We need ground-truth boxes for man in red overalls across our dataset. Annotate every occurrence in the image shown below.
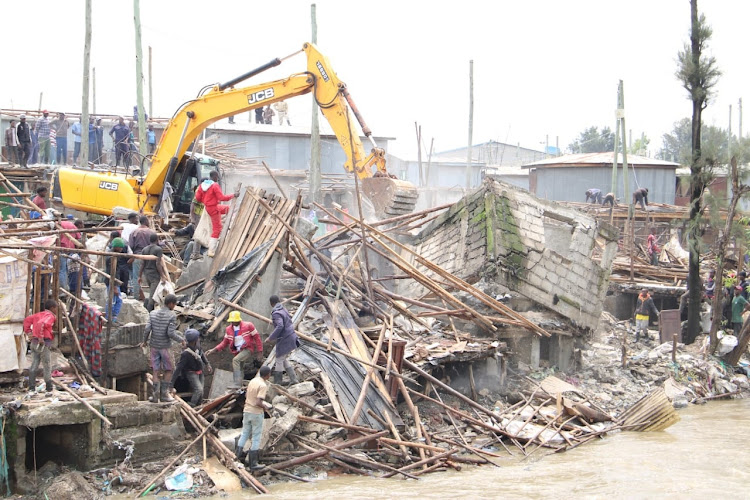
[194,170,237,257]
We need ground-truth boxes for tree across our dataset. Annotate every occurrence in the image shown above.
[568,126,615,153]
[657,118,727,165]
[676,0,721,345]
[629,135,650,156]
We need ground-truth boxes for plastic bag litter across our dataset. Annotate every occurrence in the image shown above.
[165,464,199,491]
[717,334,738,356]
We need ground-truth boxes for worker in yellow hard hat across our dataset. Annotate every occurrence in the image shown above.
[205,310,262,388]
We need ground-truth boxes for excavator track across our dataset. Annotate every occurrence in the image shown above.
[361,177,419,219]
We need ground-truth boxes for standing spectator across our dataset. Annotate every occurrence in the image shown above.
[67,253,83,298]
[95,118,105,163]
[147,124,156,154]
[34,110,51,163]
[739,271,749,300]
[104,238,130,324]
[194,170,238,257]
[647,228,660,266]
[23,299,58,396]
[234,366,272,469]
[110,116,130,167]
[633,187,649,210]
[705,270,716,300]
[139,233,169,312]
[254,108,264,124]
[267,294,299,385]
[30,119,39,164]
[129,215,156,300]
[106,234,132,296]
[32,186,48,211]
[141,294,184,403]
[121,212,139,246]
[4,120,18,165]
[731,285,750,336]
[16,115,32,167]
[51,112,69,165]
[205,311,262,388]
[274,100,290,125]
[170,329,211,407]
[58,218,82,290]
[263,105,274,125]
[633,289,659,343]
[585,188,602,204]
[71,118,82,165]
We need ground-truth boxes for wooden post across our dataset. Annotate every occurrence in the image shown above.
[148,46,153,118]
[309,3,322,205]
[133,0,148,158]
[81,0,92,166]
[415,122,423,187]
[672,333,678,363]
[465,60,474,189]
[92,67,96,116]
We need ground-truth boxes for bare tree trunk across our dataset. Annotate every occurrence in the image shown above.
[709,157,745,353]
[686,0,704,345]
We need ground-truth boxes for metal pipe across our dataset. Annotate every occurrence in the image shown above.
[218,58,282,91]
[340,86,374,139]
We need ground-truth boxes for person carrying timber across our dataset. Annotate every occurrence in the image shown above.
[585,188,602,204]
[634,289,659,343]
[633,187,649,210]
[142,294,184,403]
[170,329,212,407]
[267,295,299,385]
[194,170,238,257]
[205,311,262,389]
[731,285,750,336]
[601,192,617,208]
[23,299,58,396]
[235,365,272,469]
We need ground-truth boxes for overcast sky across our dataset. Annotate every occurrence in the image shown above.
[1,0,746,160]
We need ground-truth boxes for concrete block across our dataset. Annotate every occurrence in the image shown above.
[547,273,559,285]
[286,381,315,397]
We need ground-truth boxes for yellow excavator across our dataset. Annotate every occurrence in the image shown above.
[54,43,418,219]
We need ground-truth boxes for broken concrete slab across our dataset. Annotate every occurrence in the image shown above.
[286,381,315,398]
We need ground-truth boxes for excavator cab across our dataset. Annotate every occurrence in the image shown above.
[171,153,220,214]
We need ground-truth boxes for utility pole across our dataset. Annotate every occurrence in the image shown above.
[81,0,92,166]
[728,104,733,163]
[465,59,474,189]
[92,67,97,115]
[38,93,43,112]
[617,81,632,281]
[415,122,423,187]
[148,46,153,118]
[739,98,743,139]
[133,0,147,158]
[309,3,322,205]
[555,136,559,156]
[545,134,549,159]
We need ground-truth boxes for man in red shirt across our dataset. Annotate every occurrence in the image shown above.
[205,310,262,388]
[23,299,58,395]
[32,186,48,212]
[647,228,660,266]
[194,170,238,257]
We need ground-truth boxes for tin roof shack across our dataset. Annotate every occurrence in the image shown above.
[402,178,620,333]
[524,153,680,204]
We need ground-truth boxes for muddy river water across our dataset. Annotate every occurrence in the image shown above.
[141,399,750,499]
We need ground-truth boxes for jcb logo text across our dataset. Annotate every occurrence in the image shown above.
[248,88,274,104]
[99,181,119,191]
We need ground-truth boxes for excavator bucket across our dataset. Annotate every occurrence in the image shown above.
[361,177,419,219]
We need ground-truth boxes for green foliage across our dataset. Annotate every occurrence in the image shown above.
[657,118,727,165]
[675,12,721,111]
[629,135,650,156]
[568,126,615,154]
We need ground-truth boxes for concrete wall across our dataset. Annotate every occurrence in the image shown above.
[531,166,677,204]
[403,179,619,331]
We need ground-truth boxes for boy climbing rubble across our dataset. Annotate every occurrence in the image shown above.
[142,294,184,403]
